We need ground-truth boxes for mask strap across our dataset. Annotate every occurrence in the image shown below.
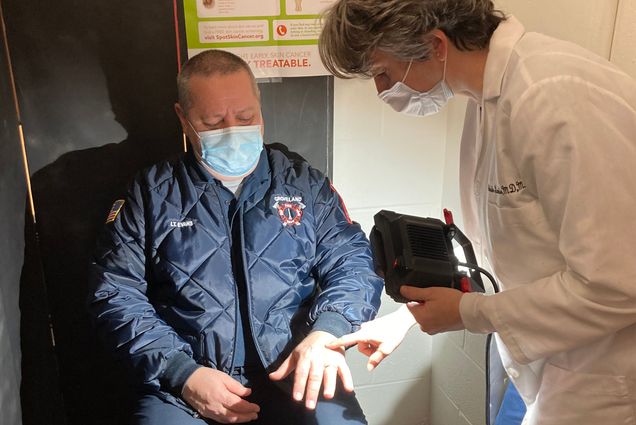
[401,59,414,83]
[185,119,201,139]
[442,52,448,82]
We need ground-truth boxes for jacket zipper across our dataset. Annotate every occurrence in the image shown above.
[212,183,239,374]
[238,207,267,368]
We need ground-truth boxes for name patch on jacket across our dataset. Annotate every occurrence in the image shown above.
[488,180,527,195]
[169,219,196,228]
[105,200,125,224]
[273,195,306,227]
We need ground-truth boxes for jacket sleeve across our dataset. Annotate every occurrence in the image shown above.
[462,75,636,364]
[87,178,199,393]
[308,174,383,337]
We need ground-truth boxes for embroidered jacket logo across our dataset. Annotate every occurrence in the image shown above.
[273,195,306,227]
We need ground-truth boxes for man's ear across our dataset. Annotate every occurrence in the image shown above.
[174,103,187,129]
[175,103,196,154]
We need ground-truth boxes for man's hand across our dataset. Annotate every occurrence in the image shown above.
[326,305,416,371]
[401,286,465,334]
[268,331,353,410]
[181,367,260,423]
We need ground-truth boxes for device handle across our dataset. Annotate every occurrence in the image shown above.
[452,226,485,291]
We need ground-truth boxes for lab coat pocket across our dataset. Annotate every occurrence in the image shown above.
[486,200,560,286]
[532,362,636,425]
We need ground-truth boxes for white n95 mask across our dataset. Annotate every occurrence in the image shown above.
[189,123,264,178]
[379,57,453,117]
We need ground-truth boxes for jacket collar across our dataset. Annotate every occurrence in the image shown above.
[239,149,271,209]
[482,15,526,101]
[185,148,271,207]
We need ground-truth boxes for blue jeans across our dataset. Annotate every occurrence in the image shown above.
[131,367,367,425]
[494,383,526,425]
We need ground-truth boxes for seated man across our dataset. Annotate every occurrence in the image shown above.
[88,49,383,425]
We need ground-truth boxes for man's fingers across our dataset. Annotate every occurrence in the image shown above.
[219,408,259,423]
[292,355,312,403]
[223,394,261,414]
[269,355,294,381]
[322,365,338,399]
[303,361,324,409]
[224,377,253,398]
[400,286,430,301]
[337,362,354,392]
[200,404,258,423]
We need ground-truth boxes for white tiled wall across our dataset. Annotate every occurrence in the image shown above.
[332,2,634,424]
[332,77,448,230]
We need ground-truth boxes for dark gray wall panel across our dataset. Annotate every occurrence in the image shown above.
[0,5,25,424]
[260,76,333,177]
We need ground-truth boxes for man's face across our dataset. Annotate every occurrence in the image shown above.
[370,49,444,94]
[176,70,263,154]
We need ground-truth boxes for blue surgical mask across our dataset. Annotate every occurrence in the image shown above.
[379,57,453,117]
[189,123,264,177]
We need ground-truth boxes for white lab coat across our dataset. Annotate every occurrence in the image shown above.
[458,16,636,424]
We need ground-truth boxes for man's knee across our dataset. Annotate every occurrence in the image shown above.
[313,390,367,425]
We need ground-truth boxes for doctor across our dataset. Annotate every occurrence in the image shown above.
[319,0,636,424]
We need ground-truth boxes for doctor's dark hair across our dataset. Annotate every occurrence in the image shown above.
[319,0,506,78]
[177,49,260,112]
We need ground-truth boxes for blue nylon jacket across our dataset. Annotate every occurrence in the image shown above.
[88,146,383,398]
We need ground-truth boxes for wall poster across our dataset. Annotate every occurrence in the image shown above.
[183,0,337,78]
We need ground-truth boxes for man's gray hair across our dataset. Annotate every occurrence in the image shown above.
[319,0,506,78]
[177,49,260,112]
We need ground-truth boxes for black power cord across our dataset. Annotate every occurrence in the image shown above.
[458,261,500,425]
[458,261,500,294]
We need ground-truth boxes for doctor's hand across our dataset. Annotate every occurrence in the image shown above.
[181,367,260,423]
[401,286,465,335]
[269,330,353,410]
[326,305,417,371]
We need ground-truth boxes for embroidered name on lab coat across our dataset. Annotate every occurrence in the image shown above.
[488,180,527,195]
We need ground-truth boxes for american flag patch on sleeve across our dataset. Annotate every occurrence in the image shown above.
[105,200,125,224]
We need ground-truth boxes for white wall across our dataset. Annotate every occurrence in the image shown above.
[333,76,451,425]
[332,1,635,424]
[431,95,486,425]
[495,0,618,57]
[611,0,636,78]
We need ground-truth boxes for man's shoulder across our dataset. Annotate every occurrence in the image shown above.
[266,143,325,184]
[132,155,189,192]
